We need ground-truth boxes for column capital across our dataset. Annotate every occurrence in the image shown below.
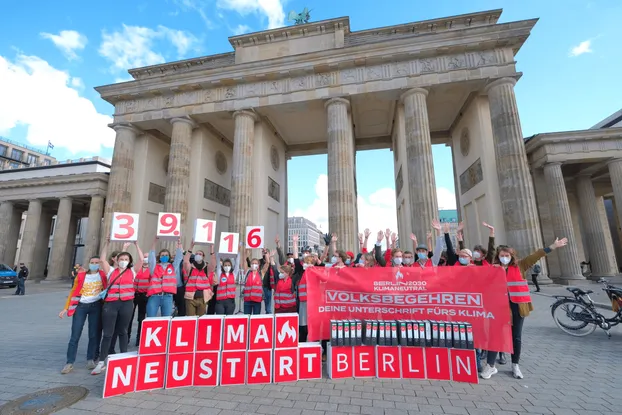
[484,77,517,94]
[544,161,563,169]
[400,88,428,102]
[324,97,350,110]
[606,158,622,167]
[170,116,197,128]
[233,109,258,122]
[109,123,141,134]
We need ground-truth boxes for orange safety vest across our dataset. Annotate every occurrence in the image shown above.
[106,268,135,302]
[216,272,236,301]
[186,266,210,293]
[67,271,108,316]
[147,263,177,296]
[275,277,296,309]
[298,272,307,303]
[505,265,531,303]
[244,270,263,303]
[133,267,150,293]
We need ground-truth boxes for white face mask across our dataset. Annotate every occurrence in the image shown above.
[223,265,231,273]
[331,256,338,264]
[142,258,149,264]
[194,254,203,262]
[499,257,511,265]
[251,263,258,271]
[118,260,129,269]
[278,273,286,279]
[303,253,309,258]
[403,258,413,265]
[473,252,482,260]
[393,257,403,266]
[288,258,294,264]
[303,263,312,270]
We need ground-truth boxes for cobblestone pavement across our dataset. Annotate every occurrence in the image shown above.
[0,286,619,415]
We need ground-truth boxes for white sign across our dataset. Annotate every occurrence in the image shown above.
[245,226,264,249]
[111,213,140,241]
[194,219,217,244]
[219,232,239,255]
[156,213,181,240]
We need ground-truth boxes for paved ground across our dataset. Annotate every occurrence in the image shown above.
[0,281,620,415]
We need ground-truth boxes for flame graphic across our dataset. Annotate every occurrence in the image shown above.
[278,320,297,343]
[395,269,404,279]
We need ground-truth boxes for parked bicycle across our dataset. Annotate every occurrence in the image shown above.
[550,278,622,337]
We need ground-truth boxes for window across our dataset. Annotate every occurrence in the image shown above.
[0,145,7,156]
[11,149,24,161]
[9,162,19,169]
[43,159,51,166]
[50,218,56,236]
[26,154,38,165]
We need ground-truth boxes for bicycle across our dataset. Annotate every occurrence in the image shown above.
[550,278,622,337]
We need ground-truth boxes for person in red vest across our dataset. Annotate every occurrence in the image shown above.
[127,252,150,346]
[213,256,238,315]
[242,251,268,315]
[91,237,145,375]
[480,237,569,381]
[457,222,496,267]
[59,256,107,374]
[182,243,213,316]
[146,237,183,318]
[455,249,475,266]
[274,264,296,313]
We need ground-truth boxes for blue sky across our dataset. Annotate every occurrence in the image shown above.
[1,0,620,233]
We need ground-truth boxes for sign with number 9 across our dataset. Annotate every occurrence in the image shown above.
[246,226,264,249]
[157,212,181,240]
[194,219,216,244]
[111,212,139,241]
[219,232,239,255]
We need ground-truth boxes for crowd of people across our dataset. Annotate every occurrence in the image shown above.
[58,219,569,381]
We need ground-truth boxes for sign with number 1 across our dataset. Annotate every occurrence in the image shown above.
[219,232,239,255]
[111,212,140,241]
[194,219,216,244]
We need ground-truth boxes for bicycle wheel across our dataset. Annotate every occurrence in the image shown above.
[551,299,598,337]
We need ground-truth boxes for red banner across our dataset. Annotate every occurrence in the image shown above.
[306,266,513,353]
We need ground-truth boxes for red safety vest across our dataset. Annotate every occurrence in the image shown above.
[67,271,108,316]
[147,263,177,296]
[216,272,236,301]
[416,259,433,268]
[186,266,210,293]
[298,272,307,303]
[244,270,263,303]
[106,268,135,302]
[454,262,474,267]
[133,267,150,293]
[275,276,296,309]
[505,265,531,303]
[475,259,491,267]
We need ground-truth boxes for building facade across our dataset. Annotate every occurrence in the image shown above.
[287,217,322,254]
[0,137,55,170]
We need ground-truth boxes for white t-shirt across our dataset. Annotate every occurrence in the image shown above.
[79,273,103,304]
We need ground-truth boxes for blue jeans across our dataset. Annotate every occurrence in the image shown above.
[263,287,272,314]
[146,294,174,317]
[66,302,102,364]
[14,278,25,295]
[244,301,262,315]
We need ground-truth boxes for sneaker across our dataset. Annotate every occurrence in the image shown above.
[498,352,507,365]
[61,364,73,374]
[512,363,524,379]
[91,361,106,375]
[86,360,96,370]
[479,365,498,379]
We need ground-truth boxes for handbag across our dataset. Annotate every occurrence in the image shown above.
[98,268,128,301]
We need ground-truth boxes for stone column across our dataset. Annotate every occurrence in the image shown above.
[400,88,438,240]
[101,124,139,250]
[542,163,584,282]
[163,117,196,251]
[83,195,104,264]
[576,176,616,278]
[325,98,358,253]
[229,110,257,237]
[18,200,42,272]
[485,77,544,259]
[1,206,23,266]
[0,202,15,263]
[48,197,73,280]
[608,159,622,237]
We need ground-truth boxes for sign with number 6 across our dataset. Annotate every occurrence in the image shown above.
[219,232,239,255]
[157,212,181,240]
[194,219,217,244]
[245,226,264,249]
[111,212,139,241]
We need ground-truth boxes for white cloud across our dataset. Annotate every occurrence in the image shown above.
[173,0,214,28]
[99,24,200,73]
[233,24,251,35]
[290,174,457,245]
[0,54,114,154]
[569,40,592,57]
[70,77,84,89]
[40,30,88,60]
[217,0,285,29]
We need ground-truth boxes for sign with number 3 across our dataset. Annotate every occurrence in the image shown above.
[111,212,139,241]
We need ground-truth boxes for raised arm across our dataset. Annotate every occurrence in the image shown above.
[330,233,337,255]
[457,231,465,251]
[520,237,568,273]
[243,248,251,273]
[384,229,391,250]
[173,239,184,271]
[363,228,371,252]
[183,240,194,275]
[426,231,433,252]
[358,233,364,253]
[390,232,397,250]
[482,222,496,263]
[148,236,157,274]
[374,230,387,267]
[208,243,216,275]
[99,236,111,275]
[275,235,285,266]
[133,242,145,274]
[293,234,299,260]
[431,219,443,266]
[410,233,418,252]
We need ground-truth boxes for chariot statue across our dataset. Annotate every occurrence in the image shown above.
[287,7,311,25]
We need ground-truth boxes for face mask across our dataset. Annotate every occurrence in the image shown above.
[118,260,129,269]
[223,265,231,273]
[331,256,338,264]
[251,263,258,271]
[417,252,427,260]
[160,256,169,263]
[459,257,470,265]
[358,259,365,266]
[403,258,413,265]
[345,259,351,265]
[303,263,312,270]
[500,257,511,265]
[279,273,285,280]
[142,258,148,264]
[473,252,482,260]
[393,258,403,265]
[194,254,203,262]
[288,258,294,264]
[303,253,309,258]
[89,264,100,272]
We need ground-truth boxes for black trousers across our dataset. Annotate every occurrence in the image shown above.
[174,286,186,317]
[531,274,540,292]
[215,298,235,315]
[99,300,133,362]
[486,301,525,365]
[207,286,218,315]
[128,293,148,344]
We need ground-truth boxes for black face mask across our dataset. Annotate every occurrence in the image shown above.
[438,259,446,266]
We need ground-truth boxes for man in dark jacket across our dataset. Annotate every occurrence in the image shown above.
[14,263,28,295]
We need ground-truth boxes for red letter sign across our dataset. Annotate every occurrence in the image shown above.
[376,346,401,379]
[165,353,194,389]
[275,313,298,349]
[298,342,322,380]
[400,347,426,379]
[247,350,272,384]
[353,346,376,378]
[197,315,224,352]
[327,345,353,379]
[135,354,166,392]
[193,352,220,387]
[220,351,246,385]
[425,348,451,381]
[168,317,197,354]
[450,349,478,384]
[139,317,170,355]
[249,315,274,350]
[223,316,249,351]
[103,352,138,398]
[274,348,298,383]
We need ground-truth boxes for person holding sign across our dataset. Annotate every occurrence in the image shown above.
[213,257,237,315]
[146,237,184,318]
[274,264,296,314]
[91,238,145,375]
[242,250,269,315]
[182,242,214,316]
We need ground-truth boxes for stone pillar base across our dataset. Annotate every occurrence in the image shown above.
[552,276,586,285]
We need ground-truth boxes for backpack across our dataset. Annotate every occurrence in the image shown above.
[533,264,541,274]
